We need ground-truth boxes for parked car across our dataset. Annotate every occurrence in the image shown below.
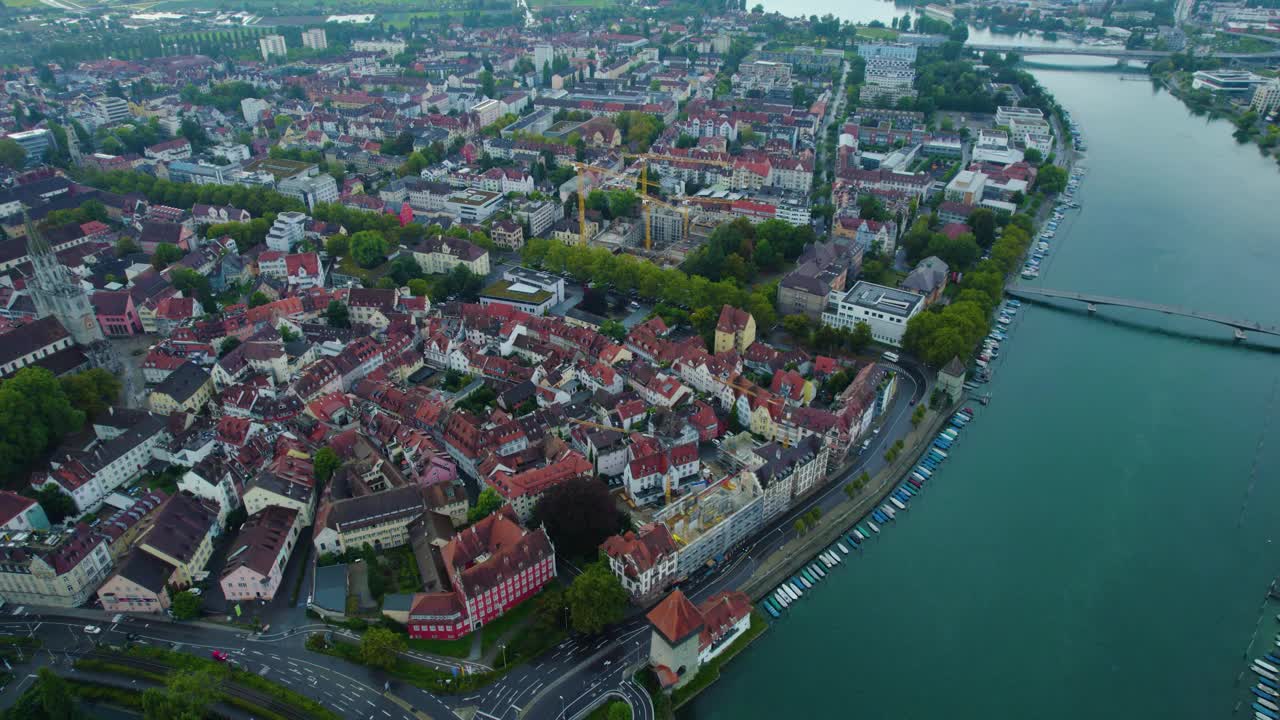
[83,625,102,635]
[211,650,228,662]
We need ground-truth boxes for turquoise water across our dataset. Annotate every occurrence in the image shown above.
[684,67,1280,720]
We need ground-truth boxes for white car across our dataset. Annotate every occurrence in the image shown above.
[84,625,102,635]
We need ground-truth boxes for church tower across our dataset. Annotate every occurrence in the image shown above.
[25,213,104,346]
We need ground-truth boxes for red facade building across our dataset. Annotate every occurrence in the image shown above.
[407,506,556,640]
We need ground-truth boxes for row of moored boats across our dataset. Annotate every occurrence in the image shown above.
[1020,166,1084,281]
[760,408,977,619]
[1248,651,1280,720]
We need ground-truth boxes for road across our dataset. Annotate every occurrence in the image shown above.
[0,613,454,720]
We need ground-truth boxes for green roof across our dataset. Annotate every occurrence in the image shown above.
[481,279,554,305]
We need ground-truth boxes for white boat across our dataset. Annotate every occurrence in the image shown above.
[810,563,825,578]
[1258,683,1280,698]
[1257,696,1280,712]
[780,584,797,602]
[797,574,812,589]
[837,542,849,554]
[868,521,880,534]
[891,497,907,511]
[1253,664,1277,680]
[773,590,789,608]
[1258,659,1279,674]
[826,551,841,564]
[854,529,865,541]
[881,504,896,519]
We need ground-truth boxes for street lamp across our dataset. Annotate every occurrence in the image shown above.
[559,694,565,718]
[501,643,507,668]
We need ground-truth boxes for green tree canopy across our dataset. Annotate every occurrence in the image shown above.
[142,665,225,720]
[0,139,26,170]
[566,560,629,635]
[359,627,407,670]
[59,369,122,421]
[349,230,389,268]
[170,590,202,620]
[313,447,340,485]
[0,368,85,483]
[467,487,505,523]
[327,300,351,328]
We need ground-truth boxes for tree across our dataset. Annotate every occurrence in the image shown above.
[0,368,85,483]
[151,242,185,269]
[59,369,121,421]
[607,702,631,720]
[408,278,430,297]
[325,235,349,257]
[327,300,351,328]
[142,665,224,720]
[849,321,873,353]
[480,70,496,99]
[115,236,142,257]
[911,404,927,428]
[219,337,241,357]
[566,561,628,635]
[278,324,300,342]
[31,484,76,525]
[1036,164,1068,194]
[248,291,270,308]
[967,208,997,248]
[359,627,406,670]
[273,115,293,132]
[533,477,625,560]
[468,487,505,523]
[1023,147,1044,165]
[599,319,627,342]
[349,230,389,268]
[170,590,202,620]
[314,447,340,485]
[782,314,811,343]
[33,667,79,720]
[0,139,26,170]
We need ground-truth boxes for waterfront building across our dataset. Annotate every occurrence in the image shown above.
[25,217,103,347]
[821,281,925,347]
[1251,78,1280,116]
[602,524,680,604]
[647,588,753,691]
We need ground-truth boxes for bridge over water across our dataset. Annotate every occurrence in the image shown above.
[1004,285,1280,339]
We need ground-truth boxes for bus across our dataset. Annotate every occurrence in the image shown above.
[882,351,900,363]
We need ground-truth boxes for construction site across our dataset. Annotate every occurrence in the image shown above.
[651,468,766,579]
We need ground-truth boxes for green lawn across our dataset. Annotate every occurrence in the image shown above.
[587,699,632,720]
[479,597,538,655]
[855,27,900,41]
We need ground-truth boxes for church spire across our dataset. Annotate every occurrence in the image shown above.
[23,209,53,258]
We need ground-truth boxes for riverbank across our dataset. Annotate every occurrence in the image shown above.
[1149,68,1280,171]
[738,402,958,602]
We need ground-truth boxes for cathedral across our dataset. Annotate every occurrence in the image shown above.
[25,213,105,347]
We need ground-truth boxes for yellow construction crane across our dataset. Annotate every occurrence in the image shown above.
[572,160,689,251]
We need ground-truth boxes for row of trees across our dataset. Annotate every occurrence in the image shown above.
[80,169,306,218]
[0,367,120,487]
[902,216,1035,366]
[521,238,778,331]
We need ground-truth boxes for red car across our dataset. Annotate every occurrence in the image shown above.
[211,650,228,662]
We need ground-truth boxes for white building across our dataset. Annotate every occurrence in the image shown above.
[259,34,288,61]
[821,281,924,347]
[945,170,987,205]
[94,96,131,127]
[352,39,406,56]
[444,189,503,223]
[241,97,270,124]
[1252,78,1280,116]
[265,211,307,252]
[301,28,328,51]
[471,98,504,128]
[277,174,338,211]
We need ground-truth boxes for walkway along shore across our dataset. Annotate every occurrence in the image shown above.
[739,401,962,601]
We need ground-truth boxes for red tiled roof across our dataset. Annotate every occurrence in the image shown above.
[646,589,704,646]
